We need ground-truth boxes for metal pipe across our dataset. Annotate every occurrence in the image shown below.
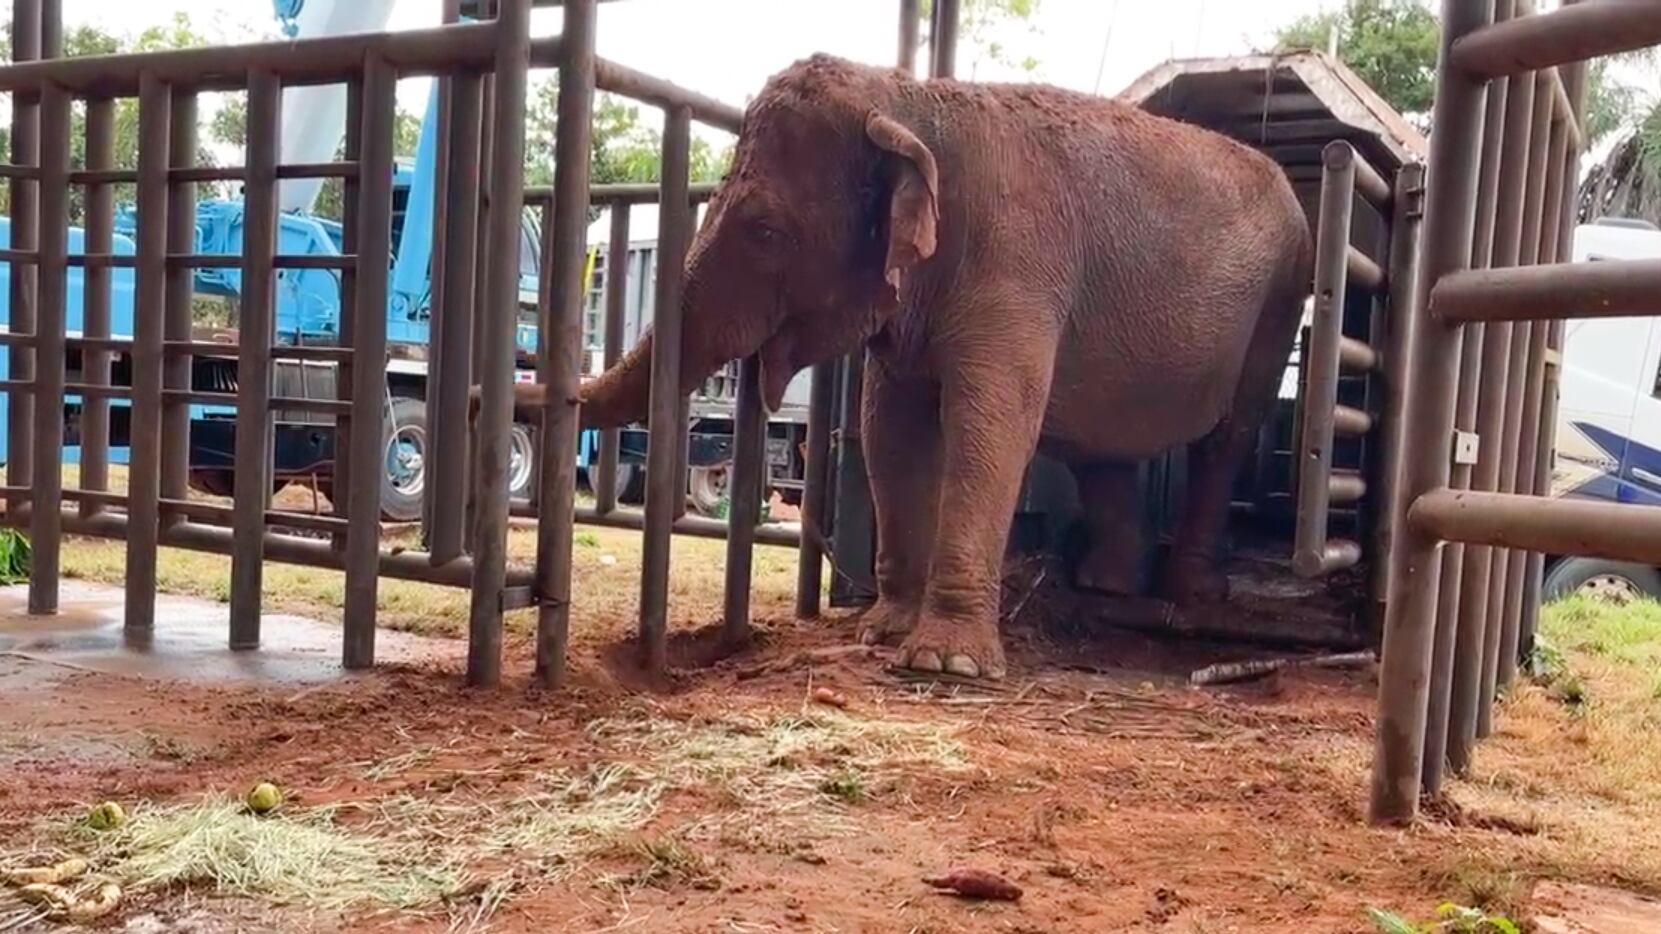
[1337,336,1379,371]
[1414,490,1661,566]
[229,70,282,651]
[796,361,836,616]
[332,76,362,552]
[533,0,596,689]
[1371,162,1425,613]
[1292,141,1356,579]
[27,81,69,616]
[467,0,533,687]
[6,0,41,522]
[930,0,961,79]
[426,72,482,564]
[1498,113,1569,691]
[1350,153,1393,211]
[530,181,719,205]
[78,98,114,518]
[1432,259,1661,323]
[723,354,767,642]
[0,22,504,96]
[123,73,171,640]
[1450,2,1661,79]
[343,55,397,671]
[898,0,921,75]
[593,203,629,516]
[1447,48,1530,775]
[161,89,197,512]
[421,5,455,542]
[1369,0,1492,827]
[593,58,743,132]
[1479,71,1557,734]
[673,393,691,522]
[639,104,693,676]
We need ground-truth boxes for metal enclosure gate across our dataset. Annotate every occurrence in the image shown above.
[0,0,797,688]
[1373,0,1661,824]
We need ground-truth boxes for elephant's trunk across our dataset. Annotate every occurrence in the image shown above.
[579,333,656,429]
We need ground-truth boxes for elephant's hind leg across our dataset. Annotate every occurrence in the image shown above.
[1163,265,1305,605]
[857,361,942,646]
[1072,461,1147,596]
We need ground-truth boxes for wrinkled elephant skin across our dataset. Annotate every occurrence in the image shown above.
[581,55,1312,680]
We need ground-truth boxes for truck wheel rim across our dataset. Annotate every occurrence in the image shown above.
[386,424,427,498]
[509,427,534,493]
[1580,573,1641,605]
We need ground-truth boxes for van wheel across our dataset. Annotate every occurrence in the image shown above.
[379,396,428,523]
[1543,557,1661,604]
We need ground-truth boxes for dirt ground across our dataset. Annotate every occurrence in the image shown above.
[5,534,1661,932]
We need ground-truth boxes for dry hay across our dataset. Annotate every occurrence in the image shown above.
[3,706,969,926]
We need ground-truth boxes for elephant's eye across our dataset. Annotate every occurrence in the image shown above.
[748,220,786,248]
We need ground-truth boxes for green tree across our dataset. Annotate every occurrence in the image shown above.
[1577,52,1661,227]
[917,0,1042,78]
[1,14,235,220]
[1274,0,1440,119]
[522,83,732,217]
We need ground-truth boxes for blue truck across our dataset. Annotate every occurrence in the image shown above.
[0,73,811,522]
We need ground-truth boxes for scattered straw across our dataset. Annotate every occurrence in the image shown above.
[481,764,666,873]
[73,798,467,911]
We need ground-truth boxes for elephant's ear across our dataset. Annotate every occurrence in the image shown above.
[865,111,939,293]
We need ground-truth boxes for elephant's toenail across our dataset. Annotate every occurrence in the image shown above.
[944,654,981,678]
[908,649,944,672]
[861,628,881,645]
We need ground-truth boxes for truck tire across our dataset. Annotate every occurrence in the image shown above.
[688,464,729,517]
[507,423,535,502]
[1543,557,1661,604]
[380,396,428,523]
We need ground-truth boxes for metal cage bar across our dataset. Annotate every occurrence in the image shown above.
[228,70,282,651]
[28,80,70,615]
[533,0,596,688]
[723,354,768,642]
[78,98,115,518]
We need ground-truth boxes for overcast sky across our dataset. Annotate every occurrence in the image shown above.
[58,0,1351,137]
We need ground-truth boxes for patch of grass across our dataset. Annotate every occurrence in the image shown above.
[607,834,721,892]
[817,771,867,804]
[0,527,30,584]
[574,530,601,548]
[1367,904,1520,933]
[479,763,665,874]
[70,798,467,910]
[1543,595,1661,669]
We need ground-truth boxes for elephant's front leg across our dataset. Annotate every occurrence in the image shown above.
[897,338,1054,680]
[858,361,942,646]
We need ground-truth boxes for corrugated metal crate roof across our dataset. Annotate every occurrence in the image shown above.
[1120,50,1428,178]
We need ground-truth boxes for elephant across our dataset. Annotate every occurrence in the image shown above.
[574,53,1312,680]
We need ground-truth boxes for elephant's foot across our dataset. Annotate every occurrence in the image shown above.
[858,597,919,646]
[1073,539,1145,596]
[895,613,1007,680]
[1160,552,1230,606]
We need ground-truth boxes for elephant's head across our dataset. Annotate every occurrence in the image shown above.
[581,55,939,428]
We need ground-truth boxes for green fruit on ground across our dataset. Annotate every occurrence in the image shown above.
[246,782,282,814]
[87,801,126,830]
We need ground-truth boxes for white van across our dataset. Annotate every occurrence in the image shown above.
[1545,217,1661,599]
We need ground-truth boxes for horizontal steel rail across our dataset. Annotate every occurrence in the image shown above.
[1431,258,1661,322]
[1411,488,1661,566]
[1450,1,1661,79]
[594,57,744,132]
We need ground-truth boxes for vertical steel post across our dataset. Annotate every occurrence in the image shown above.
[28,81,69,616]
[467,0,533,687]
[124,74,171,640]
[1374,161,1425,611]
[427,72,482,564]
[422,0,457,541]
[1479,68,1553,735]
[639,104,693,676]
[672,393,691,521]
[1450,53,1534,771]
[161,90,197,512]
[593,205,630,516]
[930,0,961,79]
[796,361,837,617]
[1523,59,1588,664]
[534,0,596,689]
[343,56,397,671]
[229,70,282,651]
[7,0,41,521]
[1370,0,1492,826]
[1498,105,1565,690]
[333,76,363,552]
[1292,142,1356,578]
[79,99,114,518]
[723,354,767,642]
[899,0,921,75]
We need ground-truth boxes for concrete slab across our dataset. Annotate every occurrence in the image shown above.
[0,580,459,684]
